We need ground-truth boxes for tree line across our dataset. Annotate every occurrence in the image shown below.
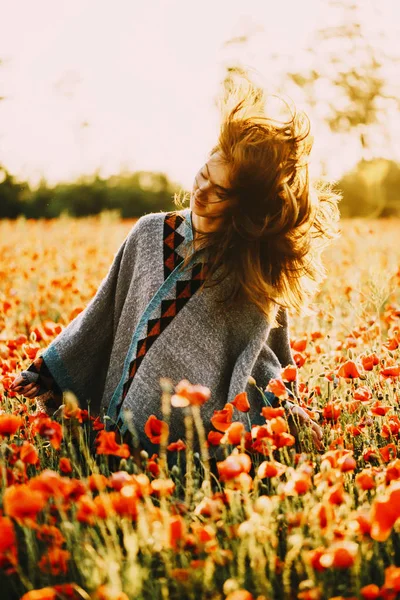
[1,156,400,220]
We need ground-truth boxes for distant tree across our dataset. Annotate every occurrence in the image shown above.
[337,158,400,218]
[286,0,400,159]
[0,167,26,218]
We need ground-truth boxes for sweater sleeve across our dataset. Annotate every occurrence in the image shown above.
[25,218,143,414]
[17,355,64,410]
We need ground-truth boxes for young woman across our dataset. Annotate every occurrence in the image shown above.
[10,72,340,460]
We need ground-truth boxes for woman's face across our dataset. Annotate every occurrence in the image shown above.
[190,151,233,217]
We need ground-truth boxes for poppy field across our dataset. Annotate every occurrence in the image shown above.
[1,214,400,600]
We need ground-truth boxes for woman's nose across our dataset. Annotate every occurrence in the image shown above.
[198,179,210,193]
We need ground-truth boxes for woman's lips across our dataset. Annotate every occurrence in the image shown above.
[194,191,206,207]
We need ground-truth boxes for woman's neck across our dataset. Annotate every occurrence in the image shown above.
[191,211,224,247]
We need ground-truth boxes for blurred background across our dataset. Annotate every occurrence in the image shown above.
[0,0,399,219]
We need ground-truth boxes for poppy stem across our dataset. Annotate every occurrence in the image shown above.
[183,410,194,508]
[191,405,211,497]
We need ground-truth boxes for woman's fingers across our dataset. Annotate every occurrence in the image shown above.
[10,375,26,389]
[311,428,323,451]
[11,377,37,392]
[287,405,324,450]
[310,420,323,440]
[15,382,37,395]
[14,383,41,398]
[309,421,324,450]
[22,382,37,391]
[24,385,41,398]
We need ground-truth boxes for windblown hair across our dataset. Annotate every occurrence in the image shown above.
[173,69,341,328]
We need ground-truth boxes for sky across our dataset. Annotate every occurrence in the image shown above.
[0,0,399,190]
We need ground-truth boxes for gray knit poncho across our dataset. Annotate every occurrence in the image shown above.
[23,208,298,457]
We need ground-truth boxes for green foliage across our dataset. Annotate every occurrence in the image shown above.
[337,158,400,218]
[1,158,400,220]
[0,167,180,219]
[285,0,400,158]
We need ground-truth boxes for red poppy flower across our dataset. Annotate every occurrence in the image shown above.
[265,378,288,399]
[20,589,56,600]
[337,360,362,379]
[75,495,97,525]
[355,469,376,491]
[261,406,285,420]
[144,415,169,444]
[363,447,378,462]
[59,457,72,474]
[292,352,306,368]
[270,432,296,450]
[311,330,323,340]
[281,364,297,382]
[217,452,251,481]
[169,515,186,550]
[0,516,16,554]
[36,525,65,547]
[337,454,357,472]
[267,417,288,435]
[0,414,23,437]
[91,416,105,431]
[88,474,109,492]
[221,422,245,445]
[361,353,379,371]
[210,403,234,432]
[370,481,400,541]
[257,460,286,479]
[225,591,253,600]
[171,379,211,407]
[28,470,78,501]
[167,439,186,452]
[382,415,400,438]
[291,338,307,352]
[207,430,224,445]
[383,337,399,351]
[380,365,400,378]
[31,416,63,450]
[95,431,130,458]
[323,402,342,421]
[307,547,327,572]
[370,401,391,416]
[150,478,175,497]
[353,386,372,402]
[346,424,364,437]
[386,459,400,484]
[38,547,70,576]
[230,391,250,412]
[3,484,47,521]
[20,441,39,465]
[108,471,133,491]
[360,584,380,599]
[379,443,397,463]
[319,541,358,569]
[383,565,400,593]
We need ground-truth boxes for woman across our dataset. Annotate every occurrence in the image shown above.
[10,72,340,460]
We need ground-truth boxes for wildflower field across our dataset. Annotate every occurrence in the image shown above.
[1,214,400,600]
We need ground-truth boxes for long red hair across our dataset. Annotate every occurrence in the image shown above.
[174,69,341,328]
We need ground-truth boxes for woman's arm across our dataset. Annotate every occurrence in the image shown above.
[10,217,144,414]
[10,355,63,410]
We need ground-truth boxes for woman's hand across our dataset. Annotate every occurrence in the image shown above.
[10,374,63,417]
[284,400,324,451]
[10,374,41,399]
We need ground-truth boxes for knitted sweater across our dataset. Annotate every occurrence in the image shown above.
[21,208,297,458]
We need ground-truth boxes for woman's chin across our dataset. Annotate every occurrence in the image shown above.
[192,197,207,212]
